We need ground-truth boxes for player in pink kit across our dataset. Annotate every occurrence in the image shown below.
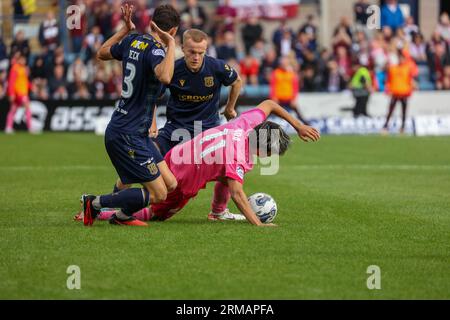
[96,100,320,226]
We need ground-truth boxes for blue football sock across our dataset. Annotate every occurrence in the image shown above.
[100,188,149,216]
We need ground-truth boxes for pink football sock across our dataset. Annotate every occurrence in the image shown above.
[6,104,17,130]
[25,107,32,131]
[211,181,231,214]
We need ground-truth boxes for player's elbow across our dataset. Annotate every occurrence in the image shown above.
[96,48,110,61]
[96,51,106,61]
[157,75,172,85]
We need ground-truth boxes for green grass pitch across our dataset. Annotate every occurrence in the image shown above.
[0,133,449,299]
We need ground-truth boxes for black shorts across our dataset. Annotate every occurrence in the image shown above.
[155,123,192,156]
[105,127,164,185]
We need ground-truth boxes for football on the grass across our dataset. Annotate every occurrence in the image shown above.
[248,193,278,223]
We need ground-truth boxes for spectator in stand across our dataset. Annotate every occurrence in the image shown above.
[84,26,104,61]
[106,63,122,100]
[13,0,32,23]
[279,29,295,57]
[241,17,263,54]
[382,25,394,43]
[383,49,418,134]
[250,39,268,62]
[214,0,237,36]
[322,60,347,93]
[270,57,308,124]
[381,0,405,32]
[134,0,151,34]
[49,64,68,100]
[403,16,419,43]
[30,56,48,100]
[428,42,450,89]
[354,0,370,26]
[299,15,317,51]
[5,53,31,134]
[259,46,278,85]
[182,0,207,30]
[216,31,238,61]
[69,0,87,54]
[436,12,450,44]
[332,24,353,54]
[95,2,113,38]
[427,30,449,57]
[301,65,319,92]
[92,68,107,99]
[352,30,370,62]
[67,57,89,84]
[272,21,295,56]
[409,32,427,64]
[38,11,59,54]
[294,32,314,65]
[110,0,124,30]
[72,82,91,100]
[333,17,353,39]
[335,46,352,81]
[239,54,259,86]
[10,30,30,63]
[0,37,8,73]
[206,36,218,58]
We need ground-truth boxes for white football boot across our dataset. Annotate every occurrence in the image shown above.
[208,208,246,221]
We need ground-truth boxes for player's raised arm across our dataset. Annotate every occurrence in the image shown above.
[97,4,135,61]
[227,179,276,227]
[151,21,176,84]
[257,100,321,143]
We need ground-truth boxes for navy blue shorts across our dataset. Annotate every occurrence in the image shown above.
[155,122,220,156]
[105,127,164,185]
[155,124,192,156]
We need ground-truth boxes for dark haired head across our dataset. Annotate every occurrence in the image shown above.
[152,4,180,32]
[252,121,291,157]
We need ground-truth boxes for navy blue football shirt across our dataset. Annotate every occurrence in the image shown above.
[109,33,165,135]
[165,55,238,133]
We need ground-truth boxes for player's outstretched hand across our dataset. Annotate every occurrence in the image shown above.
[258,223,277,227]
[151,21,175,47]
[297,124,321,142]
[121,4,136,31]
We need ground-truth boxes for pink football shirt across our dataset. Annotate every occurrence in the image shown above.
[167,108,267,197]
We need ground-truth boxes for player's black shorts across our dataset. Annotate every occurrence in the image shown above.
[155,122,220,156]
[104,127,164,185]
[155,123,192,156]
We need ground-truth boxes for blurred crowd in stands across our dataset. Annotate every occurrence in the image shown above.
[0,0,449,101]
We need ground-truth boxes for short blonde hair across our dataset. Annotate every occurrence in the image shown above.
[183,29,208,44]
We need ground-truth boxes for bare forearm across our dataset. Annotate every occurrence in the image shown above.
[97,27,129,60]
[154,40,176,84]
[261,100,303,130]
[231,190,262,226]
[226,77,242,110]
